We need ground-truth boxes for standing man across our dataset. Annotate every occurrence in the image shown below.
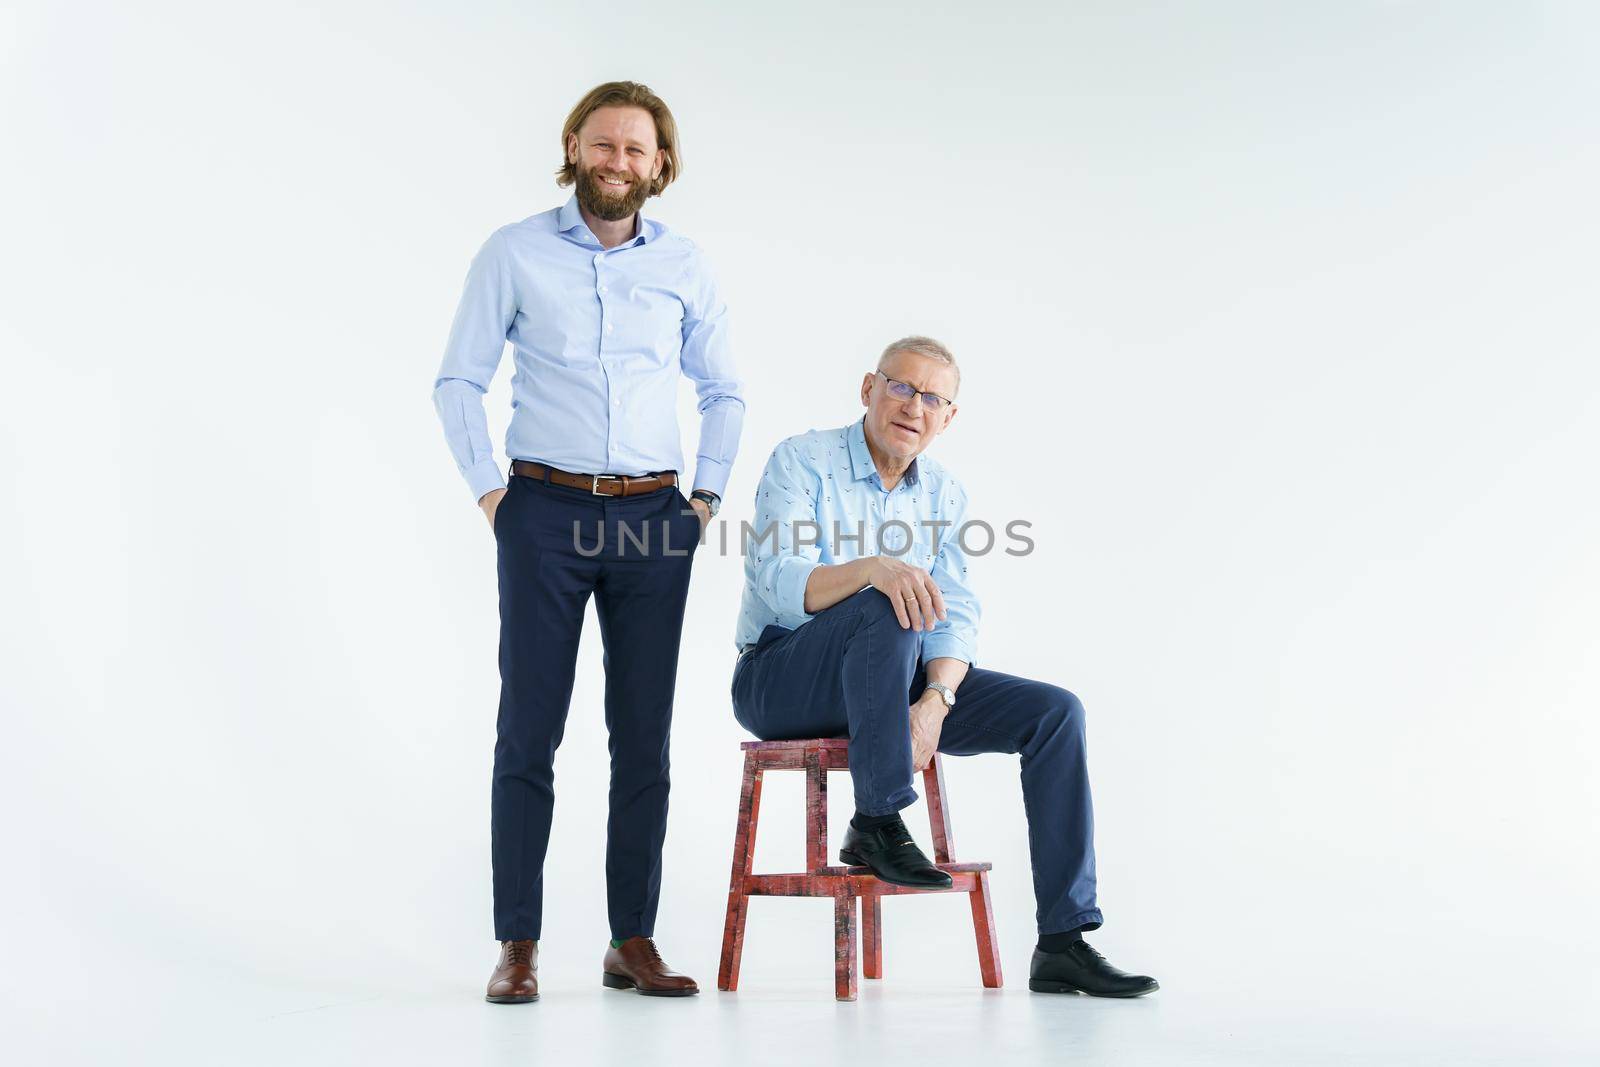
[433,81,743,1003]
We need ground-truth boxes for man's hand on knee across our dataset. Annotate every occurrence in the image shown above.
[864,556,947,631]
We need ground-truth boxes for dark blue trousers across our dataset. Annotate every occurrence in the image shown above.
[491,471,700,941]
[730,588,1104,936]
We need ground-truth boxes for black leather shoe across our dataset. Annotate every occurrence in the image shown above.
[1029,941,1159,997]
[839,816,953,889]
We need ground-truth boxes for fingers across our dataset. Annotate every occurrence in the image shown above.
[903,570,945,630]
[910,709,939,770]
[910,580,936,630]
[889,586,912,629]
[924,574,948,621]
[875,559,945,630]
[900,585,927,630]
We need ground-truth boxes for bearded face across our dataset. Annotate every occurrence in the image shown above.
[567,105,665,224]
[574,159,652,221]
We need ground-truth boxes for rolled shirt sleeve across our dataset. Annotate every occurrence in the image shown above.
[746,440,825,626]
[678,248,745,499]
[921,477,980,666]
[432,229,516,502]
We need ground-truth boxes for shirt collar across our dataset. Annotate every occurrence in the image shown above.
[557,194,652,247]
[846,418,919,488]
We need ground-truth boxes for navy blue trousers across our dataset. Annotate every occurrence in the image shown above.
[730,588,1104,936]
[491,472,700,941]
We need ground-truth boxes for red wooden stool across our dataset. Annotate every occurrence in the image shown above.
[716,738,1002,1000]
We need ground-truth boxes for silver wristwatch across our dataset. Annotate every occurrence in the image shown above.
[690,489,721,517]
[925,681,956,709]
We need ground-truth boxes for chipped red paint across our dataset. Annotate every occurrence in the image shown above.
[834,889,858,1001]
[715,739,1003,1000]
[923,757,955,864]
[804,750,828,874]
[969,869,1003,988]
[862,895,883,979]
[716,750,763,991]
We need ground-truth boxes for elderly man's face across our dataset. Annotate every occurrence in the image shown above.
[859,350,959,463]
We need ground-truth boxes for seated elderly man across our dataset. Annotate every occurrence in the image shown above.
[731,336,1158,997]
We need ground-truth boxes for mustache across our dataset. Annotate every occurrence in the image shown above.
[575,163,651,220]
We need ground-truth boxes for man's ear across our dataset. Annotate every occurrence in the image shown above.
[861,372,876,407]
[940,404,958,433]
[566,133,579,166]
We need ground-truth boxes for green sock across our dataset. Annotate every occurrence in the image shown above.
[611,938,626,948]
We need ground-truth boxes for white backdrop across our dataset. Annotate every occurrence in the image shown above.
[4,2,1597,1063]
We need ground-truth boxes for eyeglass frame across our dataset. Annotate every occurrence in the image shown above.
[874,370,954,412]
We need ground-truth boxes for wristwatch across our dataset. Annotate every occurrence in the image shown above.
[925,681,956,709]
[690,489,721,517]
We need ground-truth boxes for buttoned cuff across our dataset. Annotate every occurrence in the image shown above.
[465,458,507,502]
[921,631,974,668]
[692,457,732,499]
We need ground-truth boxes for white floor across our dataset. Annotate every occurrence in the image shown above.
[12,936,1596,1066]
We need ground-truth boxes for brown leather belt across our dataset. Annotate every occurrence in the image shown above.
[510,460,677,497]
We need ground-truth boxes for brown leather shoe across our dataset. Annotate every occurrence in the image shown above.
[486,940,539,1003]
[601,936,699,997]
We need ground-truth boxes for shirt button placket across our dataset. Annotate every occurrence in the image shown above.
[596,255,618,467]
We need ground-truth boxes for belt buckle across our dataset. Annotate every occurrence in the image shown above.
[591,474,605,496]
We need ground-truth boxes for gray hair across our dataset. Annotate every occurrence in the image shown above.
[877,335,960,394]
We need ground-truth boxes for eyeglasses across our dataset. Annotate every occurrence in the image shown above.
[876,371,953,412]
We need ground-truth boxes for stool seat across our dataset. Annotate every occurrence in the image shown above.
[739,738,850,747]
[716,737,1003,1000]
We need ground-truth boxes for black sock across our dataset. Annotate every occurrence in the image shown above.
[851,810,901,832]
[1037,929,1084,953]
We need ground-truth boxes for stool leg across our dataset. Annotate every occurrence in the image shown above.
[804,750,827,873]
[718,753,764,992]
[862,894,883,979]
[922,755,955,864]
[834,888,858,1001]
[969,869,1003,988]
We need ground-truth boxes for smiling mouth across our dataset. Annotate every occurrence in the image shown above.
[600,176,630,189]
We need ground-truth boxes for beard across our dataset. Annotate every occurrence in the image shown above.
[574,163,652,221]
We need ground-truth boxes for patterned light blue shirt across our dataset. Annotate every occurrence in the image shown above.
[432,196,745,501]
[736,419,980,665]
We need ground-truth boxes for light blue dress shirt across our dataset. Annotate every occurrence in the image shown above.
[736,419,980,665]
[432,196,745,501]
